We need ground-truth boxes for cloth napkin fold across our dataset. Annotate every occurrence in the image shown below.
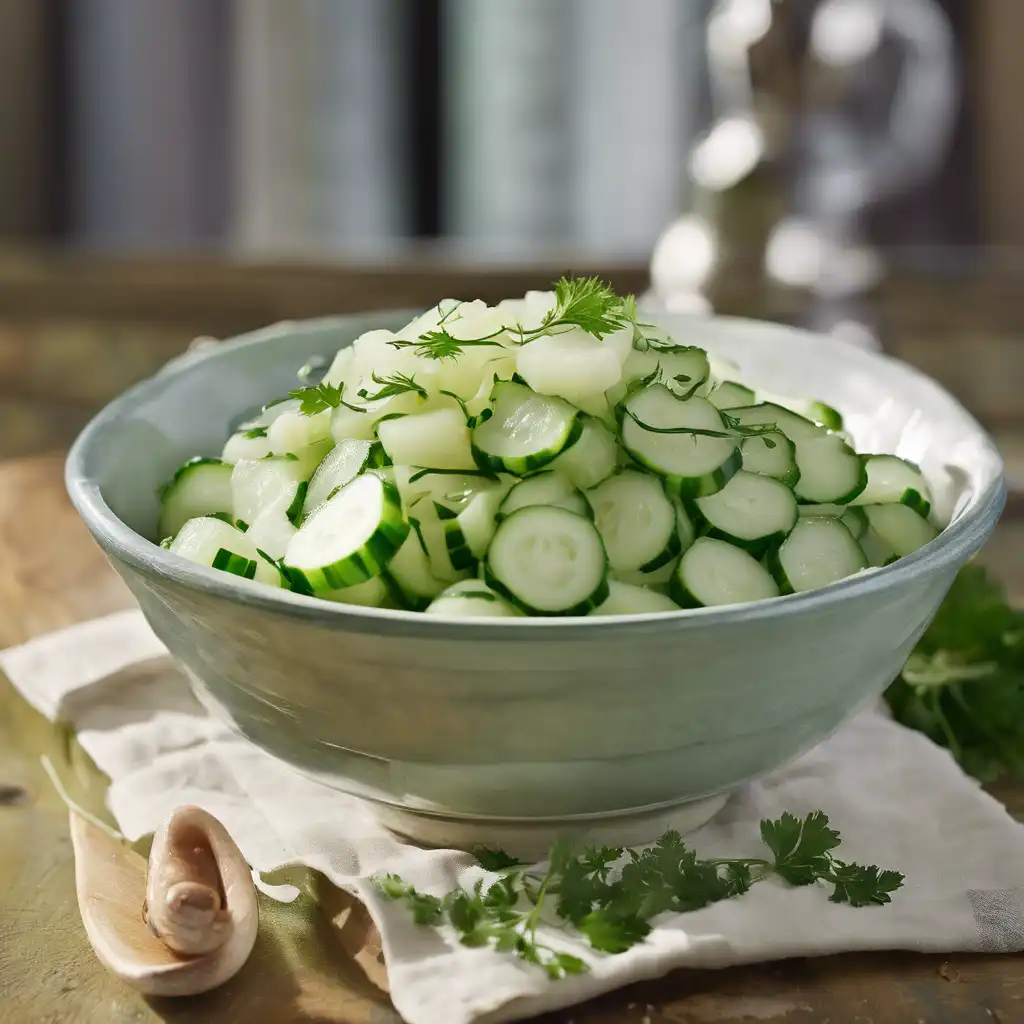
[5,609,1024,1024]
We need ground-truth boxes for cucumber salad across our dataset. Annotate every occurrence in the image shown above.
[156,278,940,618]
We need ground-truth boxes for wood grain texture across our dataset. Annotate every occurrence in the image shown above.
[2,452,1024,1024]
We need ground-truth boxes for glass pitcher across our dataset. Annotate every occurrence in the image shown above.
[648,0,957,348]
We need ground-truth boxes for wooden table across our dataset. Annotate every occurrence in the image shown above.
[3,452,1024,1024]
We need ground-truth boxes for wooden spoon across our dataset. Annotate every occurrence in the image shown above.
[70,805,259,996]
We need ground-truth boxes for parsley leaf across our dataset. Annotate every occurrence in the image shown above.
[241,426,268,439]
[473,847,524,871]
[760,811,841,886]
[826,863,905,907]
[885,565,1024,782]
[288,381,364,416]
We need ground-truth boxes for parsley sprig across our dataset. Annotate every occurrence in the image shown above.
[886,565,1024,782]
[288,381,365,416]
[391,276,640,362]
[379,810,903,978]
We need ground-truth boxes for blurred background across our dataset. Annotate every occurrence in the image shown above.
[0,0,1021,503]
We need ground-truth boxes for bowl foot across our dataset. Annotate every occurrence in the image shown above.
[372,791,731,861]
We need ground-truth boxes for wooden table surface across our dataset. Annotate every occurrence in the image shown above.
[3,452,1024,1024]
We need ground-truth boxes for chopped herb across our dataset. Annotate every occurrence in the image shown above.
[242,426,268,440]
[357,372,429,403]
[407,467,498,484]
[619,406,777,446]
[289,381,365,416]
[380,811,903,978]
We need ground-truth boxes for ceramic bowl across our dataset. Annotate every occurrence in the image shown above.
[66,312,1005,853]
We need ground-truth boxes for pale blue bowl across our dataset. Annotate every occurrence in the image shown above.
[66,313,1005,853]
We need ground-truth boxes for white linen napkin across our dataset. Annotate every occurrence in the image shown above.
[5,609,1024,1024]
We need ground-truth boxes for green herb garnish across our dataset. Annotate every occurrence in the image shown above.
[379,811,903,978]
[357,372,428,403]
[886,565,1024,781]
[618,406,777,447]
[242,426,268,440]
[288,382,365,416]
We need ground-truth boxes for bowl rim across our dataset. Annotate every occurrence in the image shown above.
[66,311,1007,641]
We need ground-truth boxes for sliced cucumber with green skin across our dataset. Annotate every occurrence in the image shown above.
[323,575,390,608]
[283,474,409,593]
[590,580,680,616]
[471,381,582,475]
[617,344,710,400]
[671,537,779,608]
[302,439,373,517]
[850,455,932,518]
[425,580,521,618]
[548,415,618,489]
[740,432,800,488]
[392,466,500,516]
[407,506,472,584]
[382,530,446,610]
[692,470,798,557]
[613,555,679,589]
[170,516,281,587]
[724,403,824,443]
[269,408,332,456]
[862,503,938,557]
[231,456,309,527]
[484,506,609,615]
[619,386,741,498]
[798,503,869,542]
[673,496,696,555]
[158,458,234,540]
[586,469,679,573]
[754,392,844,432]
[290,438,334,480]
[792,433,867,504]
[768,518,867,595]
[454,481,516,558]
[707,380,755,410]
[432,501,479,572]
[500,472,589,519]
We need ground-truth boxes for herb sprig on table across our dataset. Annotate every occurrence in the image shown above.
[885,564,1024,782]
[379,810,903,979]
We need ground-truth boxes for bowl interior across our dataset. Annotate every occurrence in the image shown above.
[69,310,1003,579]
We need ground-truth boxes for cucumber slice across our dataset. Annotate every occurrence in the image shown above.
[392,466,500,515]
[382,531,446,610]
[515,327,626,408]
[170,516,281,588]
[740,432,800,488]
[330,390,425,444]
[283,474,409,593]
[671,537,779,608]
[377,407,476,470]
[586,469,679,573]
[549,415,618,489]
[693,470,798,556]
[618,344,710,400]
[231,456,309,527]
[323,575,390,608]
[244,507,297,560]
[851,455,932,518]
[768,518,867,594]
[425,580,521,618]
[484,506,609,615]
[500,472,589,519]
[302,439,374,517]
[673,496,696,555]
[471,381,582,475]
[222,430,274,463]
[859,529,894,567]
[792,434,867,504]
[613,556,679,588]
[590,580,680,616]
[724,403,824,443]
[707,380,755,410]
[862,504,938,557]
[407,507,472,584]
[619,385,741,498]
[798,503,868,541]
[158,457,234,540]
[291,438,334,480]
[455,483,514,558]
[754,391,844,432]
[268,408,332,456]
